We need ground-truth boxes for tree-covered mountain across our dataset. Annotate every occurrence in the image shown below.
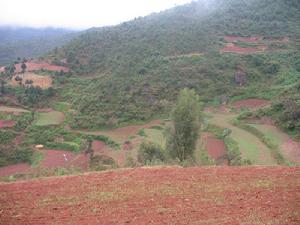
[0,27,80,66]
[42,0,300,130]
[10,0,300,132]
[51,0,300,74]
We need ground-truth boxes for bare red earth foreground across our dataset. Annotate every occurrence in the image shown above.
[0,167,299,225]
[0,61,69,73]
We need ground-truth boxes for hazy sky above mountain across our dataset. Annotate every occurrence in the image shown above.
[0,0,194,29]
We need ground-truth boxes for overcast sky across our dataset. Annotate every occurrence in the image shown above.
[0,0,194,29]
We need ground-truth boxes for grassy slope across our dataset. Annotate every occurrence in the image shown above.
[208,112,276,165]
[34,111,65,126]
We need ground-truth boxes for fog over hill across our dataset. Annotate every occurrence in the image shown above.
[0,26,80,66]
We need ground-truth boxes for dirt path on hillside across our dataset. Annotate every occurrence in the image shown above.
[207,112,276,165]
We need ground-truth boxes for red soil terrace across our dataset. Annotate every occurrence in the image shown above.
[0,167,299,225]
[202,132,227,164]
[232,99,270,109]
[221,45,267,54]
[92,140,107,154]
[41,150,88,170]
[0,163,31,177]
[0,61,69,73]
[0,120,15,128]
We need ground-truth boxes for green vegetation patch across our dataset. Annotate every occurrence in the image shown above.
[45,141,80,152]
[34,111,65,126]
[30,151,44,168]
[144,129,165,148]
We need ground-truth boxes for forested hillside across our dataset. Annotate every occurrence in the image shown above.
[0,27,79,66]
[2,0,299,132]
[44,0,300,130]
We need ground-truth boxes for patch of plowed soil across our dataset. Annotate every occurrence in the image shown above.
[0,167,299,225]
[0,163,31,177]
[0,120,14,128]
[221,45,267,54]
[202,132,227,165]
[81,120,162,143]
[11,73,52,89]
[92,140,107,153]
[0,61,69,73]
[224,36,262,43]
[232,99,270,109]
[92,140,128,166]
[41,150,88,170]
[282,141,300,164]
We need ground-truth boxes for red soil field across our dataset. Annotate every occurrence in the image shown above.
[92,140,106,154]
[0,163,31,177]
[109,119,162,138]
[0,167,299,225]
[281,139,300,164]
[92,140,127,166]
[224,36,262,43]
[41,150,88,170]
[232,99,270,109]
[0,120,15,128]
[202,132,227,164]
[122,141,133,151]
[69,154,89,170]
[0,61,69,73]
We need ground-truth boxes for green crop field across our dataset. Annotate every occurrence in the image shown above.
[34,111,65,126]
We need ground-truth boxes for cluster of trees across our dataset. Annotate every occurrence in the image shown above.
[138,89,201,164]
[16,86,55,106]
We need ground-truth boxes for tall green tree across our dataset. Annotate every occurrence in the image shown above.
[166,88,200,162]
[21,62,27,73]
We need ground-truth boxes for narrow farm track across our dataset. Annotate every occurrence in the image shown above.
[209,112,276,165]
[0,167,299,225]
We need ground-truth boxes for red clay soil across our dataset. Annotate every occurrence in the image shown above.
[36,108,53,113]
[111,119,162,137]
[41,150,88,170]
[122,141,133,151]
[0,120,15,128]
[69,154,89,170]
[224,36,263,43]
[232,99,270,109]
[0,163,31,177]
[92,140,106,154]
[202,132,227,165]
[281,139,300,164]
[92,140,127,166]
[0,167,299,225]
[0,61,69,73]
